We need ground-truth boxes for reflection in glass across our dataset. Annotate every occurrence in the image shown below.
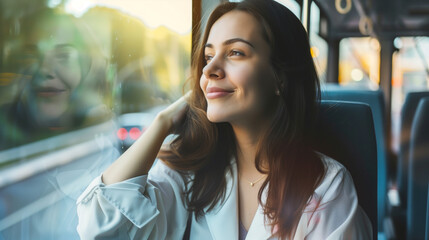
[0,1,191,239]
[0,9,111,150]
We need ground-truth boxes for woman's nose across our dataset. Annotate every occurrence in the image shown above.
[39,52,56,79]
[202,57,225,80]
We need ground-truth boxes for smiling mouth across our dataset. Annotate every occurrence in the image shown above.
[35,87,67,97]
[206,87,234,99]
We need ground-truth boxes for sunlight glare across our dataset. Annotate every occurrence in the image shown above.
[64,0,191,34]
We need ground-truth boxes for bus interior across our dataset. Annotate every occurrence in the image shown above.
[0,0,428,239]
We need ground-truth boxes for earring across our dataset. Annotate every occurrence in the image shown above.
[275,89,280,96]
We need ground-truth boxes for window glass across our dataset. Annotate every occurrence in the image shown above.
[0,0,191,238]
[391,37,429,151]
[309,2,328,83]
[274,1,328,83]
[339,37,380,89]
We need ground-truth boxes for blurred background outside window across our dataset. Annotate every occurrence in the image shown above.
[0,0,191,239]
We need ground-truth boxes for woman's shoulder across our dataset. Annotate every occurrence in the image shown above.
[318,151,345,169]
[300,154,372,239]
[148,159,192,188]
[313,152,355,202]
[318,152,349,179]
[149,159,182,178]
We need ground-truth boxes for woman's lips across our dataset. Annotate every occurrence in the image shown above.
[35,87,67,97]
[206,87,234,99]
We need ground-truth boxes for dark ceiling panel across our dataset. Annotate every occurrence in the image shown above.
[313,0,429,39]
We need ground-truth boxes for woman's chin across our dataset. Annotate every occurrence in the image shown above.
[206,106,232,123]
[206,114,226,123]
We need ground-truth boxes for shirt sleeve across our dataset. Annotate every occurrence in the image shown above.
[304,159,373,240]
[76,160,189,240]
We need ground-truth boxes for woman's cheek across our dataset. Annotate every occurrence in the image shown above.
[199,75,208,95]
[231,65,255,85]
[56,63,82,90]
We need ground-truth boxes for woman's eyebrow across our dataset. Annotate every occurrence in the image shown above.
[204,38,255,49]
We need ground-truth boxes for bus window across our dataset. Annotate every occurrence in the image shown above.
[309,2,328,83]
[391,36,429,151]
[339,37,380,89]
[0,9,114,150]
[0,0,191,239]
[273,1,328,83]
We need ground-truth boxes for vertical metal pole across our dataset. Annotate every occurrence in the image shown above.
[379,37,394,150]
[302,0,312,34]
[326,38,340,83]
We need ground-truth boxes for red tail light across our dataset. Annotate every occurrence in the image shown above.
[129,127,142,140]
[117,128,128,140]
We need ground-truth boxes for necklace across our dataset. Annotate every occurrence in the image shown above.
[246,175,266,187]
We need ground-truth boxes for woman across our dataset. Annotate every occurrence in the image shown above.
[77,0,372,239]
[0,9,110,149]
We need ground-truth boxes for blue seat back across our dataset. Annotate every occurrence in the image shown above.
[399,91,429,208]
[426,184,429,240]
[407,97,429,240]
[321,87,386,230]
[313,100,377,237]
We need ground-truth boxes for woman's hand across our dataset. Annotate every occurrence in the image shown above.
[102,91,192,185]
[157,91,191,134]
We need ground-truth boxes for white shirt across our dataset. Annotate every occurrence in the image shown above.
[76,155,372,239]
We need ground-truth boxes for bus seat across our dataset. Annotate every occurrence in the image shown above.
[321,87,387,231]
[312,100,377,237]
[407,97,429,240]
[398,91,429,209]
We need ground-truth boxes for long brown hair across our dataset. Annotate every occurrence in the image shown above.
[159,0,326,239]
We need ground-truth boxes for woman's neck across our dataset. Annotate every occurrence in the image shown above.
[232,123,267,176]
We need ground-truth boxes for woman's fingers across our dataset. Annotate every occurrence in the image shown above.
[158,91,191,134]
[172,93,190,125]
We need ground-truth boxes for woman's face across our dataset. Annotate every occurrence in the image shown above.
[200,10,276,127]
[20,18,82,126]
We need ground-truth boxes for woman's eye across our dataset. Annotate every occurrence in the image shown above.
[56,52,71,61]
[55,47,78,63]
[229,50,244,57]
[205,55,213,63]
